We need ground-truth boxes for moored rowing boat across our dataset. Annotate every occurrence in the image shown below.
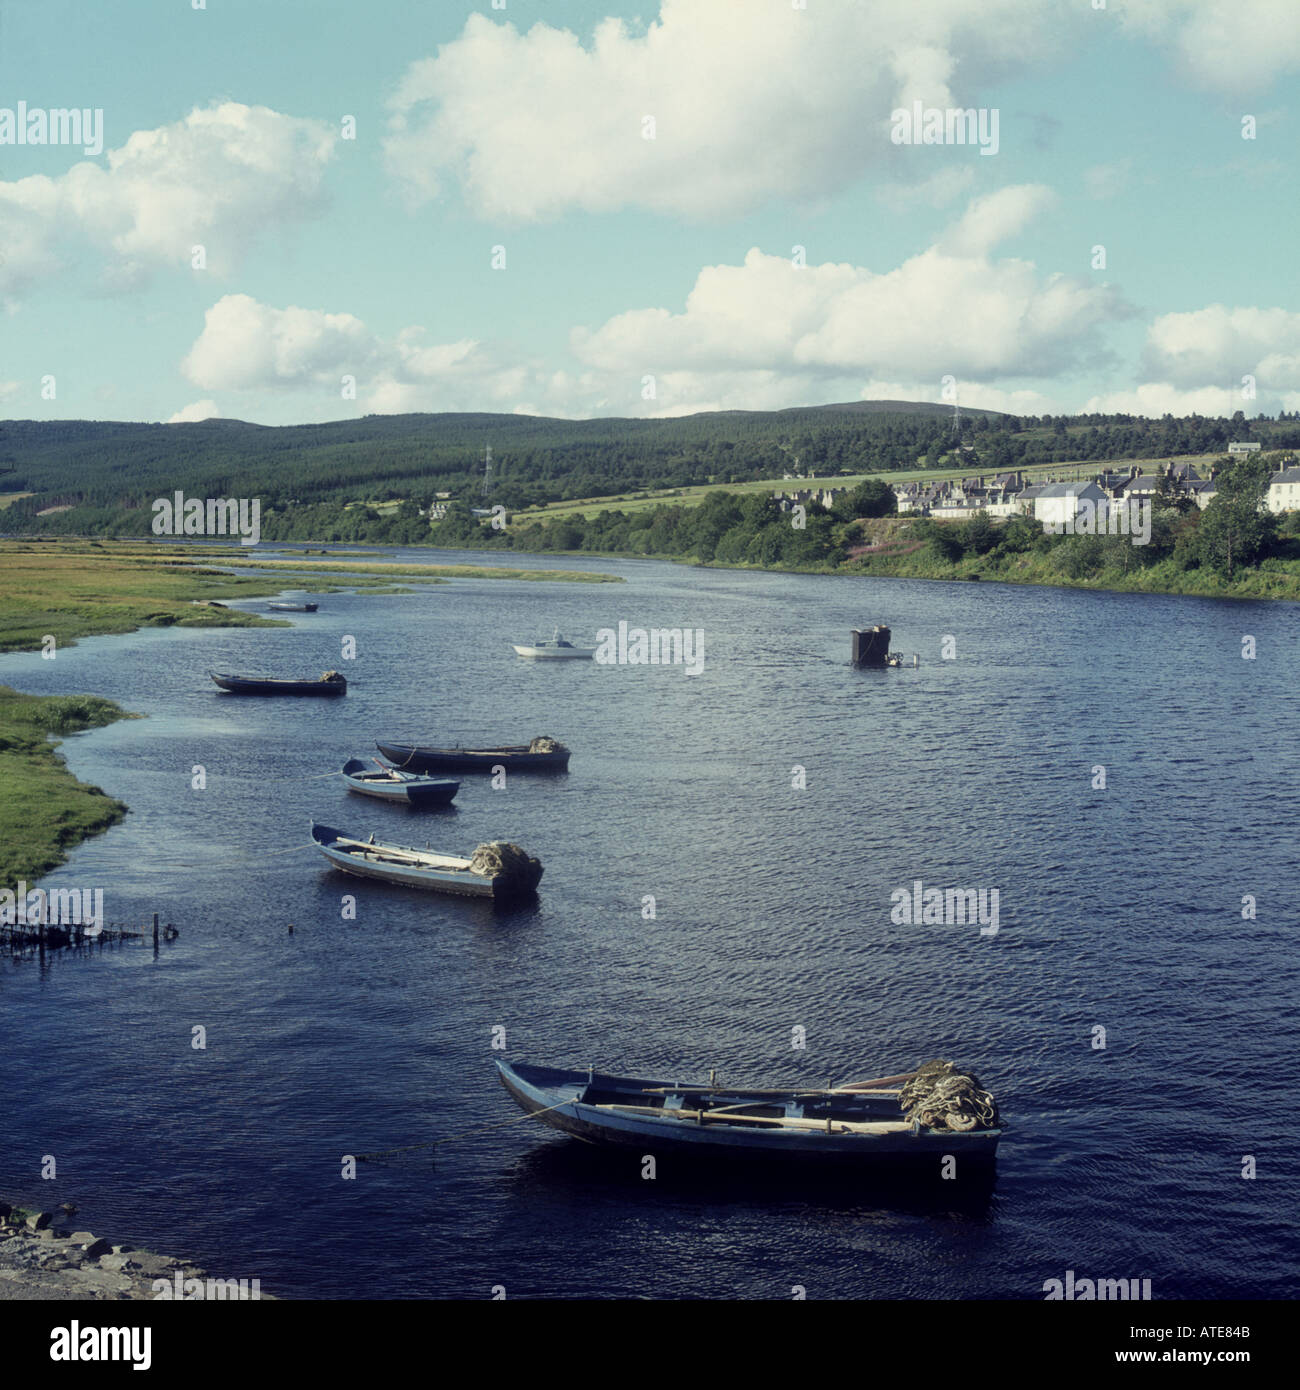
[211,670,346,696]
[309,822,542,900]
[376,737,569,772]
[496,1059,1001,1163]
[340,759,459,805]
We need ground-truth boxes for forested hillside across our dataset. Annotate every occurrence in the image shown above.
[2,403,1298,542]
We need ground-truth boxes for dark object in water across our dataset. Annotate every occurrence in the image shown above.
[376,737,569,772]
[210,670,347,696]
[852,624,892,667]
[851,626,916,669]
[496,1059,1001,1163]
[267,600,318,612]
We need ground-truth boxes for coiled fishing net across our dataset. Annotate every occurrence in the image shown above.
[470,841,544,892]
[527,736,565,754]
[898,1059,1000,1132]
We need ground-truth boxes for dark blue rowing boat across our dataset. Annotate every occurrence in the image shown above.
[376,737,568,772]
[211,670,347,696]
[341,758,459,806]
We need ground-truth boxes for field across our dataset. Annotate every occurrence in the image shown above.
[505,455,1228,524]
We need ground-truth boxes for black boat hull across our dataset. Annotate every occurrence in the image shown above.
[211,672,346,696]
[376,741,568,772]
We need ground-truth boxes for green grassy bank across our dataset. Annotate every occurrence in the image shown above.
[0,687,132,890]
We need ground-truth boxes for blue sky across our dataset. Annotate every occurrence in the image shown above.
[1,0,1296,425]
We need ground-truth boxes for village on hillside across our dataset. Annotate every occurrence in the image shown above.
[776,444,1300,527]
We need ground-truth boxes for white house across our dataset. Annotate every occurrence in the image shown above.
[1266,465,1300,513]
[1033,481,1109,530]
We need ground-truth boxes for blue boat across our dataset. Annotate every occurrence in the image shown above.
[341,758,459,806]
[211,670,346,696]
[376,738,568,772]
[496,1059,1001,1164]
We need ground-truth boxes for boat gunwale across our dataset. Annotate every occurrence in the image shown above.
[313,824,477,872]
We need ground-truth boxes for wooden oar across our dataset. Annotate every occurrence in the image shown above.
[639,1083,903,1098]
[835,1072,919,1091]
[589,1103,909,1135]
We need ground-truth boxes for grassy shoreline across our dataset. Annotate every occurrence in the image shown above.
[0,540,622,887]
[0,687,132,891]
[423,534,1300,601]
[0,541,621,654]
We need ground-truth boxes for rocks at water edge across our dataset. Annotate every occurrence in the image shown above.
[0,1201,275,1301]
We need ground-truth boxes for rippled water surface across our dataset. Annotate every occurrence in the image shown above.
[3,550,1297,1299]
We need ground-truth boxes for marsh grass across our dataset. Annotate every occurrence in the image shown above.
[0,686,132,889]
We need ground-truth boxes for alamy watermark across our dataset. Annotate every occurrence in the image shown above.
[890,102,999,156]
[0,102,103,156]
[152,1271,262,1300]
[1043,1269,1152,1300]
[890,879,999,936]
[152,490,261,545]
[0,883,104,935]
[1043,498,1152,545]
[49,1323,150,1370]
[595,621,704,676]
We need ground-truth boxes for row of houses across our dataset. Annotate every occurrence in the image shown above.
[895,457,1300,523]
[774,487,847,511]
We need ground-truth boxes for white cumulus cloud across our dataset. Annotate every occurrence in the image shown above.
[1112,0,1300,92]
[1087,303,1300,417]
[1142,305,1300,391]
[383,0,1077,221]
[180,185,1134,420]
[1082,383,1259,417]
[571,186,1129,389]
[0,102,337,298]
[181,294,575,414]
[166,400,220,423]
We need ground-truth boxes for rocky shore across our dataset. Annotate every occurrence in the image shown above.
[0,1202,270,1300]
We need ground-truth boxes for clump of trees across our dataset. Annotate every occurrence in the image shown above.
[1193,454,1278,578]
[437,489,849,569]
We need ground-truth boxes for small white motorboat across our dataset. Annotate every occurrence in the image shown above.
[511,629,596,660]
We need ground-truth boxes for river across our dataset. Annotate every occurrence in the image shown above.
[2,548,1296,1298]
